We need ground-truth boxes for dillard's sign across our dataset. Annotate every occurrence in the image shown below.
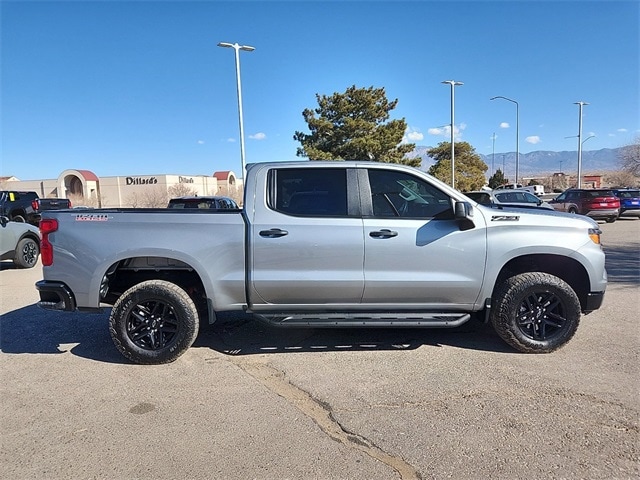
[125,177,158,186]
[124,176,195,186]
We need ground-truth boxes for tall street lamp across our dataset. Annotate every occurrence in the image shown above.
[491,96,519,185]
[574,101,589,189]
[442,80,463,188]
[218,42,255,180]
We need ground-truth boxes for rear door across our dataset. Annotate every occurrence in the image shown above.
[249,166,365,307]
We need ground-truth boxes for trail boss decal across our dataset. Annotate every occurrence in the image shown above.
[75,214,109,222]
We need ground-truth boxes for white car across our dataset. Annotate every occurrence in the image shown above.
[0,216,40,268]
[466,190,553,210]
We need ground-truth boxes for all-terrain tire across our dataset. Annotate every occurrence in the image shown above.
[14,237,39,268]
[491,272,581,353]
[109,280,199,364]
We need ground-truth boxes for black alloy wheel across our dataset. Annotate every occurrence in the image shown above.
[109,280,199,364]
[491,272,581,353]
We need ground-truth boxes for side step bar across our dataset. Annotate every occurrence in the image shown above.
[253,312,471,328]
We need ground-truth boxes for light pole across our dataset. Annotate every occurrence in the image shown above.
[492,132,496,174]
[218,42,255,180]
[442,80,463,188]
[491,96,519,186]
[574,101,589,189]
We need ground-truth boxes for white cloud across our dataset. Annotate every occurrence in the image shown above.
[428,123,465,141]
[250,132,267,140]
[403,127,424,143]
[500,122,510,129]
[617,128,628,133]
[227,138,236,143]
[428,126,447,136]
[526,136,541,144]
[197,140,205,145]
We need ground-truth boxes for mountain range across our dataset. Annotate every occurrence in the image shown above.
[410,146,624,178]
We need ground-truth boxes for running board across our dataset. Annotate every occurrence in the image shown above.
[253,312,471,328]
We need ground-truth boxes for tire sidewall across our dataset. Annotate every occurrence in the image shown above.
[491,272,581,353]
[109,280,199,364]
[15,237,39,268]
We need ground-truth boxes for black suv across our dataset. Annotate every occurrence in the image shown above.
[0,191,40,225]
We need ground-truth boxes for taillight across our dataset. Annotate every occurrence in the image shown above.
[39,219,58,266]
[32,199,40,211]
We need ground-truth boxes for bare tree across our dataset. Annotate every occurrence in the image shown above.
[604,170,639,188]
[217,184,244,207]
[67,192,105,208]
[168,183,197,198]
[618,136,640,176]
[125,188,168,208]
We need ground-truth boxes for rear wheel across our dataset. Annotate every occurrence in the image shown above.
[11,215,25,223]
[567,207,578,214]
[491,272,581,353]
[605,216,616,223]
[14,237,39,268]
[109,280,199,364]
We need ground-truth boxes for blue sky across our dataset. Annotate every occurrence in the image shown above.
[2,0,639,180]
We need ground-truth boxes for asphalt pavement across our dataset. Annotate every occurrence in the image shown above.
[1,218,638,479]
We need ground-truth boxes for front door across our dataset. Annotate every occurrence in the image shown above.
[361,168,487,309]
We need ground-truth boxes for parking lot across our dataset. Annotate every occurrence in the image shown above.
[1,218,638,479]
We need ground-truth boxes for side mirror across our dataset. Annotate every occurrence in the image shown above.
[454,201,475,231]
[0,216,8,227]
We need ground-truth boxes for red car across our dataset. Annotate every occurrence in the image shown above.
[549,189,620,223]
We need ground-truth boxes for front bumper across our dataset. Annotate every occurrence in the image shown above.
[584,291,605,313]
[35,280,76,311]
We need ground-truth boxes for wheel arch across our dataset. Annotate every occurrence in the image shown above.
[492,254,591,311]
[18,231,40,245]
[98,255,214,323]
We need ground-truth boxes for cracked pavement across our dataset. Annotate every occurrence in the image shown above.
[1,219,638,479]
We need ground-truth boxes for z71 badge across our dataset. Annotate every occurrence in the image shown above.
[491,215,520,222]
[75,214,109,222]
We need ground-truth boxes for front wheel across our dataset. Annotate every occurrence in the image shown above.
[491,272,581,353]
[109,280,199,364]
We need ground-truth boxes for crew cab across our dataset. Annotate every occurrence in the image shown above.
[36,162,607,364]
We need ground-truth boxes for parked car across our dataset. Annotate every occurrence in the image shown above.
[494,184,545,196]
[168,196,239,210]
[494,184,523,190]
[0,216,40,268]
[466,190,553,210]
[548,189,620,223]
[613,188,640,218]
[0,190,72,226]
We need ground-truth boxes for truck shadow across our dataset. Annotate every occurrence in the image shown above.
[1,306,513,364]
[196,314,513,356]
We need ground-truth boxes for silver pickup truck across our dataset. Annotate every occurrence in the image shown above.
[36,161,607,364]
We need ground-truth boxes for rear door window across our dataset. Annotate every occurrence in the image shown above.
[270,168,348,217]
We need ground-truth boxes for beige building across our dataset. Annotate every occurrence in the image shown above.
[2,169,242,208]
